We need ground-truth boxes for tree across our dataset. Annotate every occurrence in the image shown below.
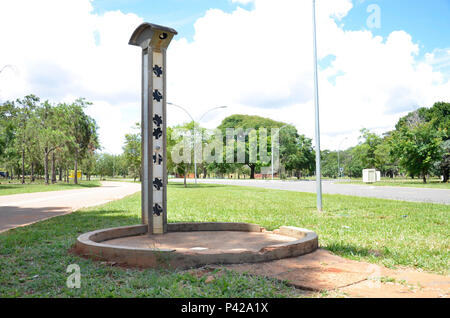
[390,120,444,183]
[320,150,338,178]
[218,115,287,179]
[425,102,449,181]
[372,132,399,177]
[66,99,99,184]
[14,95,38,183]
[344,147,364,178]
[31,101,71,184]
[80,151,97,181]
[0,100,19,178]
[356,128,382,169]
[283,132,315,179]
[435,139,450,182]
[167,124,194,187]
[123,125,141,182]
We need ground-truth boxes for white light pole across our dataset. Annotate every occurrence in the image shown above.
[312,0,323,212]
[168,102,227,184]
[337,137,348,179]
[272,124,289,180]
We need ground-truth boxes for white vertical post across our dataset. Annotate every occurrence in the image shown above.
[312,0,323,212]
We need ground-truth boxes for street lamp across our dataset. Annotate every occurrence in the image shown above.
[167,102,227,184]
[272,124,289,180]
[312,0,323,212]
[337,137,348,179]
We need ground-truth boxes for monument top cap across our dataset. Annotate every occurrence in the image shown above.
[129,22,178,49]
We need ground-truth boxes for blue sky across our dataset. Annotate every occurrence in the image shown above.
[92,0,254,40]
[91,0,450,55]
[341,0,450,56]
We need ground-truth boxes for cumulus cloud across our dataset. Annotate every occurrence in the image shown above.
[168,0,450,150]
[0,0,449,153]
[0,0,142,153]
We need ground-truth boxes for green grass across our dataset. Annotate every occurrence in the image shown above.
[0,183,448,297]
[0,180,101,196]
[337,177,450,189]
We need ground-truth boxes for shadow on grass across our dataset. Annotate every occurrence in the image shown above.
[0,185,17,190]
[0,205,138,236]
[0,182,100,188]
[325,242,390,259]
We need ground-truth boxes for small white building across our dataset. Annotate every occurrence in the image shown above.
[363,169,377,183]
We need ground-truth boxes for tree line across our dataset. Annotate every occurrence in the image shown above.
[320,102,449,183]
[120,114,318,185]
[0,95,99,184]
[6,96,444,185]
[119,102,449,184]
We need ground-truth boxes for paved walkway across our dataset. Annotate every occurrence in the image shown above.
[172,179,450,205]
[0,181,140,233]
[208,249,450,298]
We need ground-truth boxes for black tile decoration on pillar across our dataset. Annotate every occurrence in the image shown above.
[153,114,163,126]
[153,178,163,190]
[153,65,163,77]
[153,153,163,165]
[153,89,163,102]
[152,203,163,216]
[153,127,163,139]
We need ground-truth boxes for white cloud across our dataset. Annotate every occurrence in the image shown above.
[0,0,142,154]
[0,0,449,154]
[168,0,450,149]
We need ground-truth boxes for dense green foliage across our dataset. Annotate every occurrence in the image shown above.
[322,102,449,183]
[0,95,99,185]
[121,104,450,183]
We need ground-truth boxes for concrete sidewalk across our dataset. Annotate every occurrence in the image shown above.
[0,181,140,233]
[212,249,450,298]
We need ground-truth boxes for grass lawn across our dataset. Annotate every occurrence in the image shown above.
[0,180,101,196]
[0,183,448,297]
[337,177,450,189]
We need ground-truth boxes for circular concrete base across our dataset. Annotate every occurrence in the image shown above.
[74,222,318,269]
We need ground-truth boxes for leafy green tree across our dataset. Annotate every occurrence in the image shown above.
[320,150,338,178]
[66,99,99,184]
[432,140,450,182]
[0,100,19,178]
[167,123,195,187]
[356,128,382,169]
[373,133,398,178]
[218,115,287,179]
[343,147,364,178]
[14,95,38,183]
[80,151,97,181]
[123,125,141,182]
[31,101,71,184]
[283,132,315,179]
[390,120,444,183]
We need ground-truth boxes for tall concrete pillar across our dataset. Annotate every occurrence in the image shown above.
[129,23,177,234]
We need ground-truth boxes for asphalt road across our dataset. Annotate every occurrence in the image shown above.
[0,181,140,233]
[171,178,450,205]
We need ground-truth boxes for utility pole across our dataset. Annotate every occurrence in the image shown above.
[312,0,323,212]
